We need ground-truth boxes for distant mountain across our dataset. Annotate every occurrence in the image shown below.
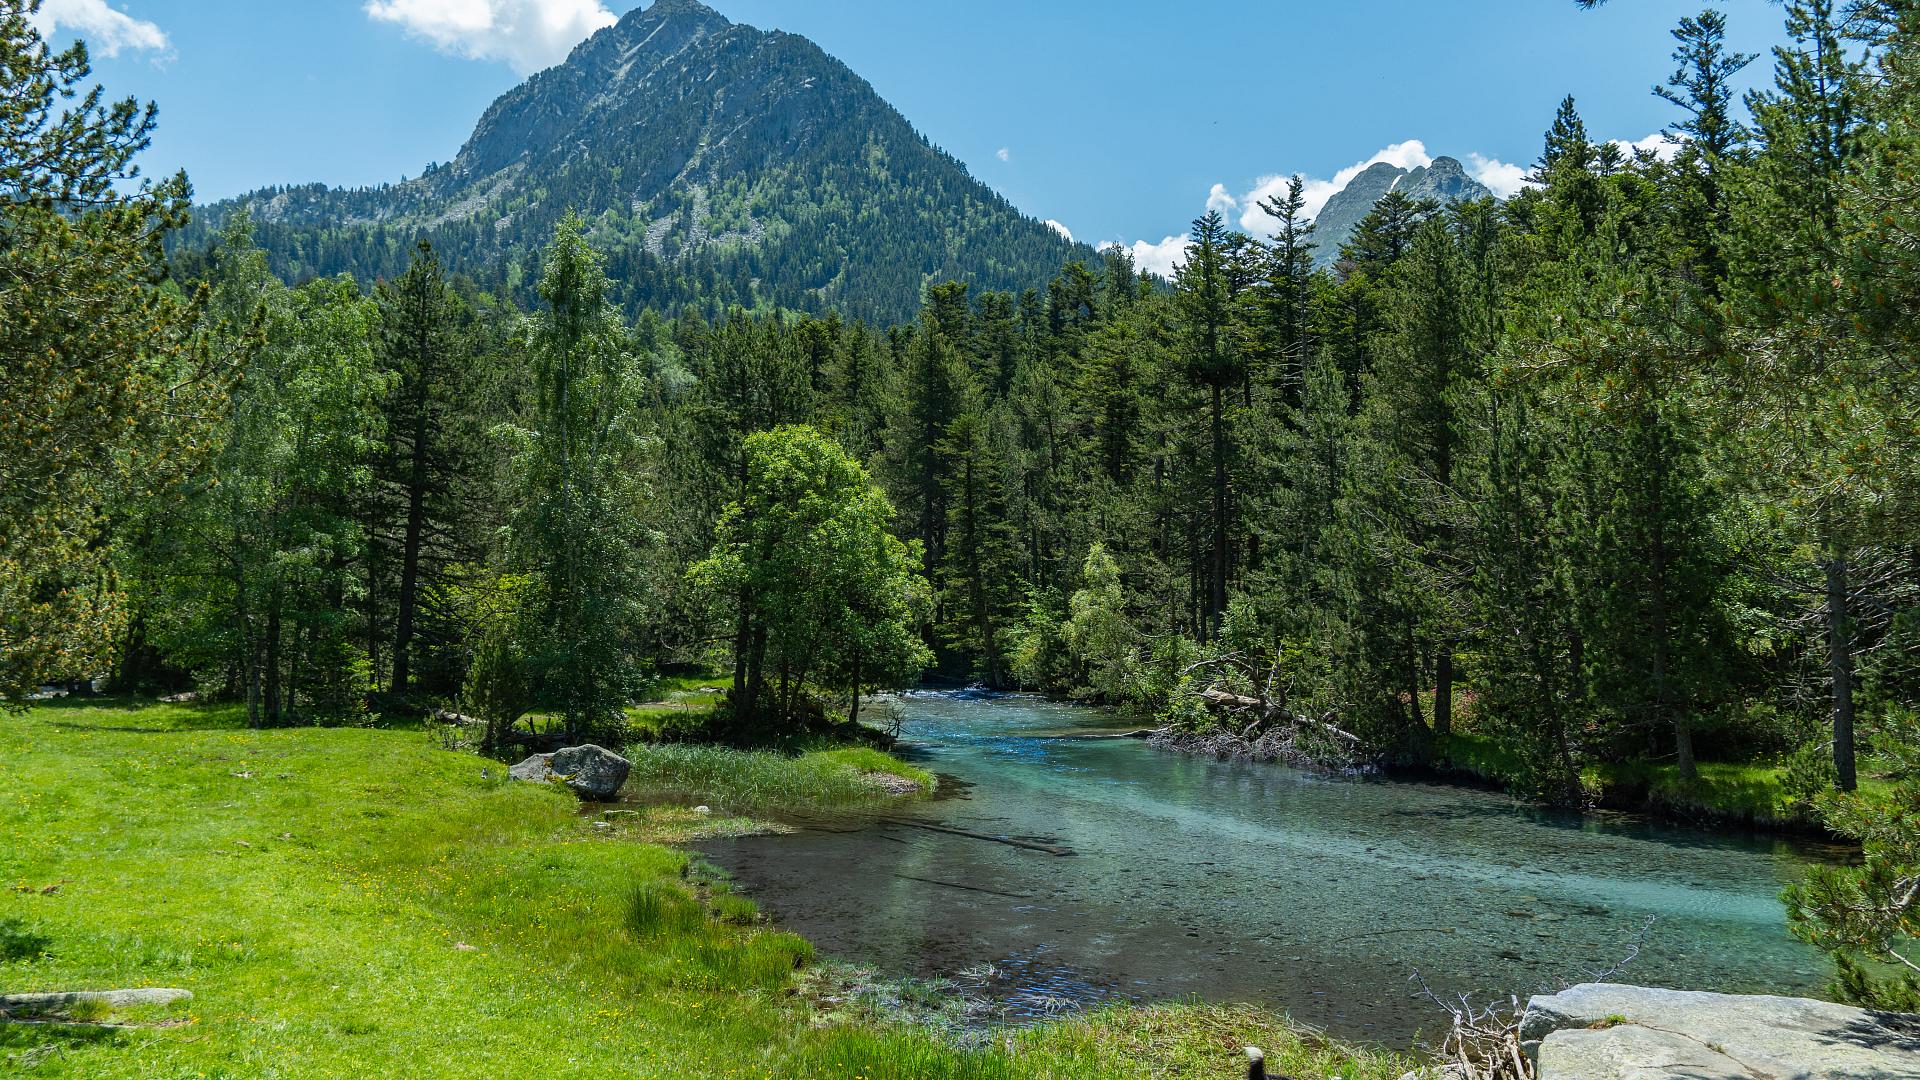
[176,0,1086,324]
[1310,156,1492,268]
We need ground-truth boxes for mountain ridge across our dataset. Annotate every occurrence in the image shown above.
[176,0,1087,324]
[1310,155,1492,268]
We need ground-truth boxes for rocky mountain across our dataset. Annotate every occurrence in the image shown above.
[175,0,1085,324]
[1310,156,1492,268]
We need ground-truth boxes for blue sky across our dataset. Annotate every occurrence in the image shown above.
[36,0,1790,271]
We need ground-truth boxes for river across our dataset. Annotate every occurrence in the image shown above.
[697,691,1843,1044]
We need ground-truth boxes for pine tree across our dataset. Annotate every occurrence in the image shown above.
[1,4,223,698]
[374,242,477,699]
[1173,212,1241,635]
[511,216,653,745]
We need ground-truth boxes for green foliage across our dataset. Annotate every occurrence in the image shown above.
[692,425,932,731]
[1786,708,1920,1008]
[154,218,389,726]
[0,4,221,698]
[1063,543,1139,702]
[507,216,656,744]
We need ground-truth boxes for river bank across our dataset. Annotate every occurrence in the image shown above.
[1144,719,1855,842]
[698,692,1840,1048]
[0,696,1415,1078]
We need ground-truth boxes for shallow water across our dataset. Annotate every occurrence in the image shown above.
[698,693,1843,1043]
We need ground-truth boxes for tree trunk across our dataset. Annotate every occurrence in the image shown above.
[743,624,768,729]
[390,404,432,697]
[1434,648,1453,738]
[1208,380,1229,634]
[263,599,283,728]
[848,651,862,727]
[1825,551,1858,792]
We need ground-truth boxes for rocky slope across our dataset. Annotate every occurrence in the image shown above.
[1311,155,1492,268]
[176,0,1084,323]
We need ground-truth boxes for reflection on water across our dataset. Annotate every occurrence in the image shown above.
[698,693,1841,1043]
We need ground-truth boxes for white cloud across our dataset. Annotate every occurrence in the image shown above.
[1467,153,1529,199]
[28,0,169,57]
[1229,139,1435,237]
[1611,132,1684,162]
[1044,219,1072,243]
[996,147,1011,162]
[1123,235,1189,280]
[365,0,618,75]
[1108,131,1656,280]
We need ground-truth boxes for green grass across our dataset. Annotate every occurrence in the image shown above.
[623,672,729,741]
[0,697,1413,1078]
[622,742,936,811]
[1433,730,1884,830]
[1430,732,1526,785]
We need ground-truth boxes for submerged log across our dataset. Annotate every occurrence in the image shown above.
[882,818,1076,856]
[893,874,1035,899]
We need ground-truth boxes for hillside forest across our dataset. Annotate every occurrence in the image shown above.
[5,0,1920,1007]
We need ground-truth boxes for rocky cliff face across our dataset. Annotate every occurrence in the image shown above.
[178,0,1082,323]
[1310,155,1492,268]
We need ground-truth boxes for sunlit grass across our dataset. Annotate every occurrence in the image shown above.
[623,742,935,811]
[0,697,1409,1078]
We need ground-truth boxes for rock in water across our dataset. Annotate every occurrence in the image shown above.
[508,753,555,784]
[549,744,631,801]
[1522,983,1920,1079]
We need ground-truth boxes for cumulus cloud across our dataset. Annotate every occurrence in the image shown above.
[1467,152,1530,199]
[1121,235,1189,279]
[365,0,618,75]
[1611,131,1685,162]
[28,0,169,57]
[1205,183,1237,215]
[1232,139,1435,236]
[1044,219,1072,242]
[996,147,1011,162]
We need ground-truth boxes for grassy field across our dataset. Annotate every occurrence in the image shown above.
[0,698,1415,1079]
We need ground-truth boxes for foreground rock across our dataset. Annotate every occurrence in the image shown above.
[509,744,631,801]
[1522,983,1920,1079]
[0,988,192,1015]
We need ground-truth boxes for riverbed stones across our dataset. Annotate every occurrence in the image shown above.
[1522,982,1920,1079]
[549,743,631,800]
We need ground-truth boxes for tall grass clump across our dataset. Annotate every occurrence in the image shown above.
[624,744,933,811]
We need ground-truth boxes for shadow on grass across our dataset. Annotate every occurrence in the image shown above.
[29,695,247,734]
[0,918,53,963]
[0,1020,125,1072]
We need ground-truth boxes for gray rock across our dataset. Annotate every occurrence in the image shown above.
[508,753,555,784]
[549,743,631,801]
[1523,983,1920,1079]
[0,988,192,1014]
[1538,1025,1749,1080]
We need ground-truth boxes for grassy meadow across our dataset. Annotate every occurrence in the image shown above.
[0,698,1413,1079]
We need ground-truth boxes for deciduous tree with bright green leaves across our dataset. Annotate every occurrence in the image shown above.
[692,425,931,733]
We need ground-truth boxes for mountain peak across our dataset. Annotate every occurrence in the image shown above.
[635,0,727,24]
[183,0,1078,324]
[1309,152,1493,268]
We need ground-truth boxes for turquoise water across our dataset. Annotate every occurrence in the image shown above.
[698,692,1841,1043]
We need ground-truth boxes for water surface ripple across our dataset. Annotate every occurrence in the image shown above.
[698,693,1840,1042]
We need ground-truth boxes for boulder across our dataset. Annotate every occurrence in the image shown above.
[508,753,555,784]
[1522,983,1920,1079]
[1538,1025,1749,1080]
[1,988,192,1015]
[549,743,631,801]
